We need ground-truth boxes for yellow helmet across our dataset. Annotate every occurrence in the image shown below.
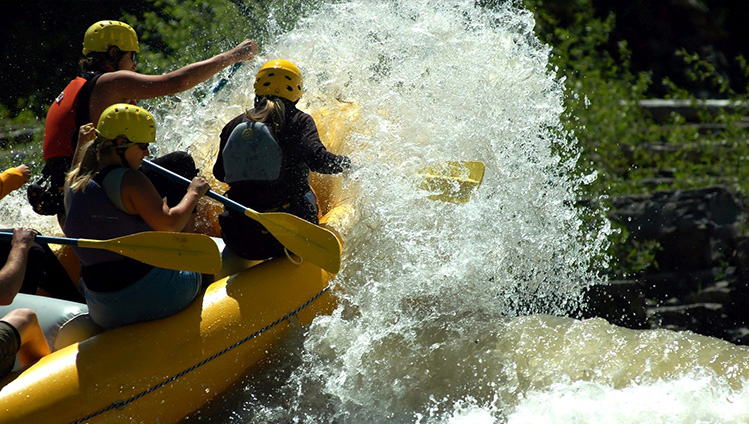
[96,104,156,144]
[254,59,303,102]
[82,21,139,55]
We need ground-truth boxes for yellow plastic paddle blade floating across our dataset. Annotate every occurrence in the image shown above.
[247,210,343,274]
[77,232,222,274]
[417,160,485,204]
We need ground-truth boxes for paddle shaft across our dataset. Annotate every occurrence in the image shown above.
[0,231,222,274]
[0,233,78,247]
[211,62,243,95]
[142,160,342,274]
[141,160,248,215]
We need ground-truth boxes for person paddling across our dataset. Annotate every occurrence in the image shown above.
[64,104,209,329]
[0,165,81,301]
[35,20,258,226]
[213,59,351,261]
[0,228,52,379]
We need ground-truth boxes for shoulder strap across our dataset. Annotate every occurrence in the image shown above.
[74,73,103,129]
[70,72,104,152]
[100,167,129,213]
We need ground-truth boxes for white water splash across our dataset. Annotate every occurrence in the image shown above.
[5,0,749,422]
[190,0,615,422]
[198,1,747,423]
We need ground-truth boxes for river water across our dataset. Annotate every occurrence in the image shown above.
[2,1,749,423]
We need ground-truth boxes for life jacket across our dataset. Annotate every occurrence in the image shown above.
[64,168,153,267]
[43,73,101,161]
[222,117,283,183]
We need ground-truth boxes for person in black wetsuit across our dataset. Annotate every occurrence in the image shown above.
[213,59,351,261]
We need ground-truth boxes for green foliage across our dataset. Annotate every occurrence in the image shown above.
[123,0,321,76]
[0,105,44,171]
[2,0,748,279]
[123,0,244,75]
[604,223,661,279]
[524,0,748,195]
[117,0,323,105]
[522,0,749,279]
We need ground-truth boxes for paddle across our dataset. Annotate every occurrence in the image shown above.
[211,62,243,95]
[141,160,342,274]
[417,161,485,204]
[0,231,222,274]
[207,65,483,206]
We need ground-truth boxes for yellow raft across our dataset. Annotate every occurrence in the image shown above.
[0,105,356,423]
[0,258,337,423]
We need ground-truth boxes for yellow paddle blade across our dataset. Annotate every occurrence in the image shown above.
[417,160,485,204]
[139,160,341,274]
[77,232,222,274]
[248,210,343,274]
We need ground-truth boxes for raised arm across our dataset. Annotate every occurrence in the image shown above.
[90,40,258,121]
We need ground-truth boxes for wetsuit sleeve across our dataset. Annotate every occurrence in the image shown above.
[0,168,26,200]
[213,114,244,182]
[295,114,351,174]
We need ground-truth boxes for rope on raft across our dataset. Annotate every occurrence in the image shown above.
[70,285,331,424]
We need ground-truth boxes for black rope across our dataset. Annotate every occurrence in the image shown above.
[70,285,330,424]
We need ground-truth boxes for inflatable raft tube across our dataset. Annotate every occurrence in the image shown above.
[0,250,337,423]
[0,293,97,375]
[0,103,354,423]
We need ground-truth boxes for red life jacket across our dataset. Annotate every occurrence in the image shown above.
[43,77,89,161]
[43,73,138,162]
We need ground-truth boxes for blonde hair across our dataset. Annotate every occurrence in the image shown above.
[246,96,286,134]
[65,135,117,193]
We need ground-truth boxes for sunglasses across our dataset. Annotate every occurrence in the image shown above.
[130,52,137,63]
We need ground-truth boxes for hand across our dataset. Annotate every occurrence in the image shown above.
[187,177,210,197]
[16,164,31,183]
[11,227,38,251]
[340,156,352,171]
[78,123,96,146]
[228,39,258,63]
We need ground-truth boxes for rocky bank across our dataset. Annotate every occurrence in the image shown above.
[583,184,749,345]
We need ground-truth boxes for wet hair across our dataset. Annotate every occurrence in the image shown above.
[79,47,126,74]
[246,96,286,135]
[66,135,121,193]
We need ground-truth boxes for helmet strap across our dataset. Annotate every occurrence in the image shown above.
[107,46,127,71]
[116,149,131,169]
[112,137,132,169]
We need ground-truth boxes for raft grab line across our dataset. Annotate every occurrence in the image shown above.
[70,286,330,424]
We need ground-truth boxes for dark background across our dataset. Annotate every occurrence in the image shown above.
[1,0,748,118]
[1,1,150,115]
[593,0,749,97]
